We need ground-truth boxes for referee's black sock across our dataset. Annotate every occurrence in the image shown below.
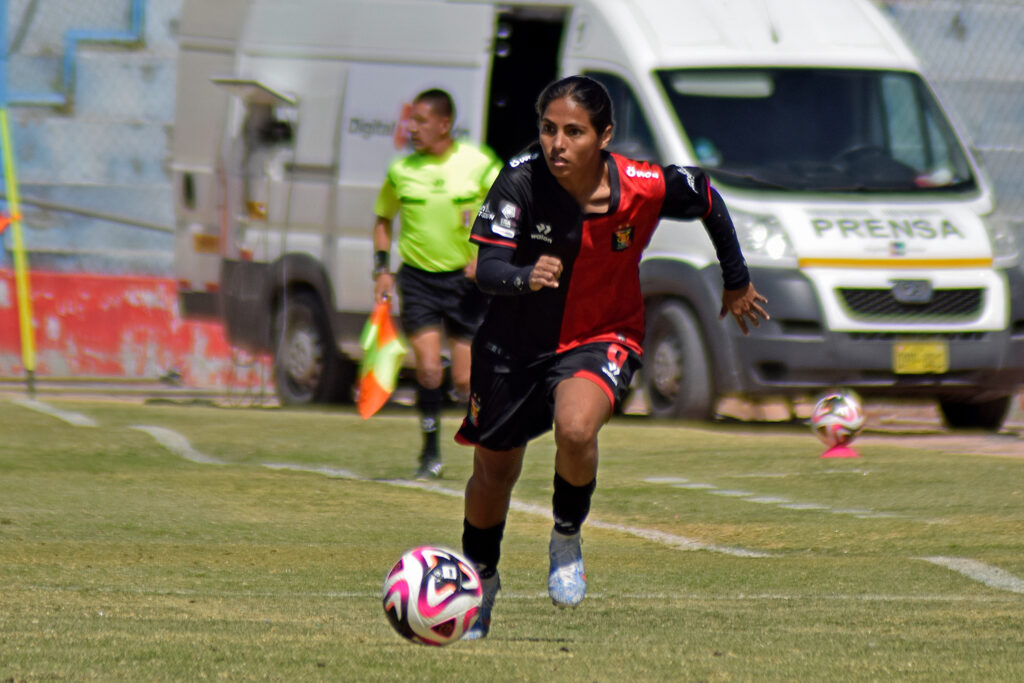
[462,519,505,579]
[552,472,596,536]
[417,384,443,460]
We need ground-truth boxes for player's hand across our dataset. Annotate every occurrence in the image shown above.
[463,258,477,282]
[719,282,769,335]
[374,271,395,304]
[529,254,563,291]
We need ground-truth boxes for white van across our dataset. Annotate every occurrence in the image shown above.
[172,0,1024,428]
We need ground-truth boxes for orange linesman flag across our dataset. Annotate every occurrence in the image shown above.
[358,301,407,419]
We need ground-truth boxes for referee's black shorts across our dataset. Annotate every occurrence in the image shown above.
[455,340,642,451]
[396,263,489,339]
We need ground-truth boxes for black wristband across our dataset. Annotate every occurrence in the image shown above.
[373,250,390,276]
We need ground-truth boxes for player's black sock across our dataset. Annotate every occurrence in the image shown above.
[552,472,596,536]
[462,519,505,579]
[417,384,442,459]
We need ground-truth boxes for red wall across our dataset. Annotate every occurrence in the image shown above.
[0,269,267,389]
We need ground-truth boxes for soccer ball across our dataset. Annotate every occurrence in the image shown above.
[810,390,865,447]
[382,546,482,646]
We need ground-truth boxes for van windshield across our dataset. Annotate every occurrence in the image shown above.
[657,68,976,193]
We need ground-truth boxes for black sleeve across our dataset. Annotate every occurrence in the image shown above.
[469,154,539,295]
[475,243,534,295]
[661,165,750,291]
[702,187,750,290]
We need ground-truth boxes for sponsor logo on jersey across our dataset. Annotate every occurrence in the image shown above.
[811,218,965,240]
[531,222,553,244]
[488,200,521,238]
[491,222,515,239]
[602,343,628,383]
[625,165,660,180]
[679,167,698,194]
[477,201,495,221]
[612,225,634,251]
[509,150,538,168]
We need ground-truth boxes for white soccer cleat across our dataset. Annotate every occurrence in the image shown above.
[462,572,499,640]
[548,529,586,607]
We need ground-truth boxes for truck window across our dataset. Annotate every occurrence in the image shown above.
[657,68,975,193]
[585,71,659,164]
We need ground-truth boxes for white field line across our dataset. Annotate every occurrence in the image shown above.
[20,405,1023,589]
[9,401,1024,598]
[648,477,906,520]
[921,557,1024,594]
[11,398,98,427]
[263,462,363,480]
[122,423,771,559]
[379,479,770,558]
[130,425,227,465]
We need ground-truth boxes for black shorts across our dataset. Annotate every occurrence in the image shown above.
[455,340,642,451]
[396,264,489,339]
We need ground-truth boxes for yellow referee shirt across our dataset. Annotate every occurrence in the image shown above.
[375,141,501,272]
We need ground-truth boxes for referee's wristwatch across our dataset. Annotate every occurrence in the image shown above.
[373,250,390,278]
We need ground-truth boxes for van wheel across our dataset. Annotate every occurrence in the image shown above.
[642,301,713,420]
[938,395,1011,431]
[273,292,352,405]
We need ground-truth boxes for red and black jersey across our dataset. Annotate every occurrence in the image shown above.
[470,146,748,363]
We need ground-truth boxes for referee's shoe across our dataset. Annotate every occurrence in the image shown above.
[414,454,443,480]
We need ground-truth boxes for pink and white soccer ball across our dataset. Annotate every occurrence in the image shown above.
[382,546,482,646]
[810,390,866,447]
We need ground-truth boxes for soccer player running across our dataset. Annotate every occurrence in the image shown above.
[456,75,769,639]
[373,89,501,480]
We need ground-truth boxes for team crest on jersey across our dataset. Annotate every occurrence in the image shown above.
[612,225,634,251]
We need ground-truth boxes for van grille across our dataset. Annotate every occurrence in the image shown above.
[837,288,983,322]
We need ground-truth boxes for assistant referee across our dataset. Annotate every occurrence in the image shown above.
[372,88,501,479]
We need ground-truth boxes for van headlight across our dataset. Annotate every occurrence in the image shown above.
[982,215,1020,268]
[730,209,796,265]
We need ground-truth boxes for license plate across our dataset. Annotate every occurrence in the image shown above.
[892,340,949,374]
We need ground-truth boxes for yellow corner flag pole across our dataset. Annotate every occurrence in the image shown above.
[1,110,34,395]
[0,112,35,396]
[0,0,35,396]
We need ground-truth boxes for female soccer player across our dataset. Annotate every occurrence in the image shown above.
[456,75,769,639]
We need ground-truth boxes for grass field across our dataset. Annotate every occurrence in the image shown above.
[1,397,1022,681]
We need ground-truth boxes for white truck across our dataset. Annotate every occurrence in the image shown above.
[172,0,1024,428]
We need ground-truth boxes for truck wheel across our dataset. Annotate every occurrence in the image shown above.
[938,395,1011,431]
[273,292,351,405]
[642,300,714,420]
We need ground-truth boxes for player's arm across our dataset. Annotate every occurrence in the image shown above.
[476,245,561,295]
[661,165,769,334]
[372,172,401,303]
